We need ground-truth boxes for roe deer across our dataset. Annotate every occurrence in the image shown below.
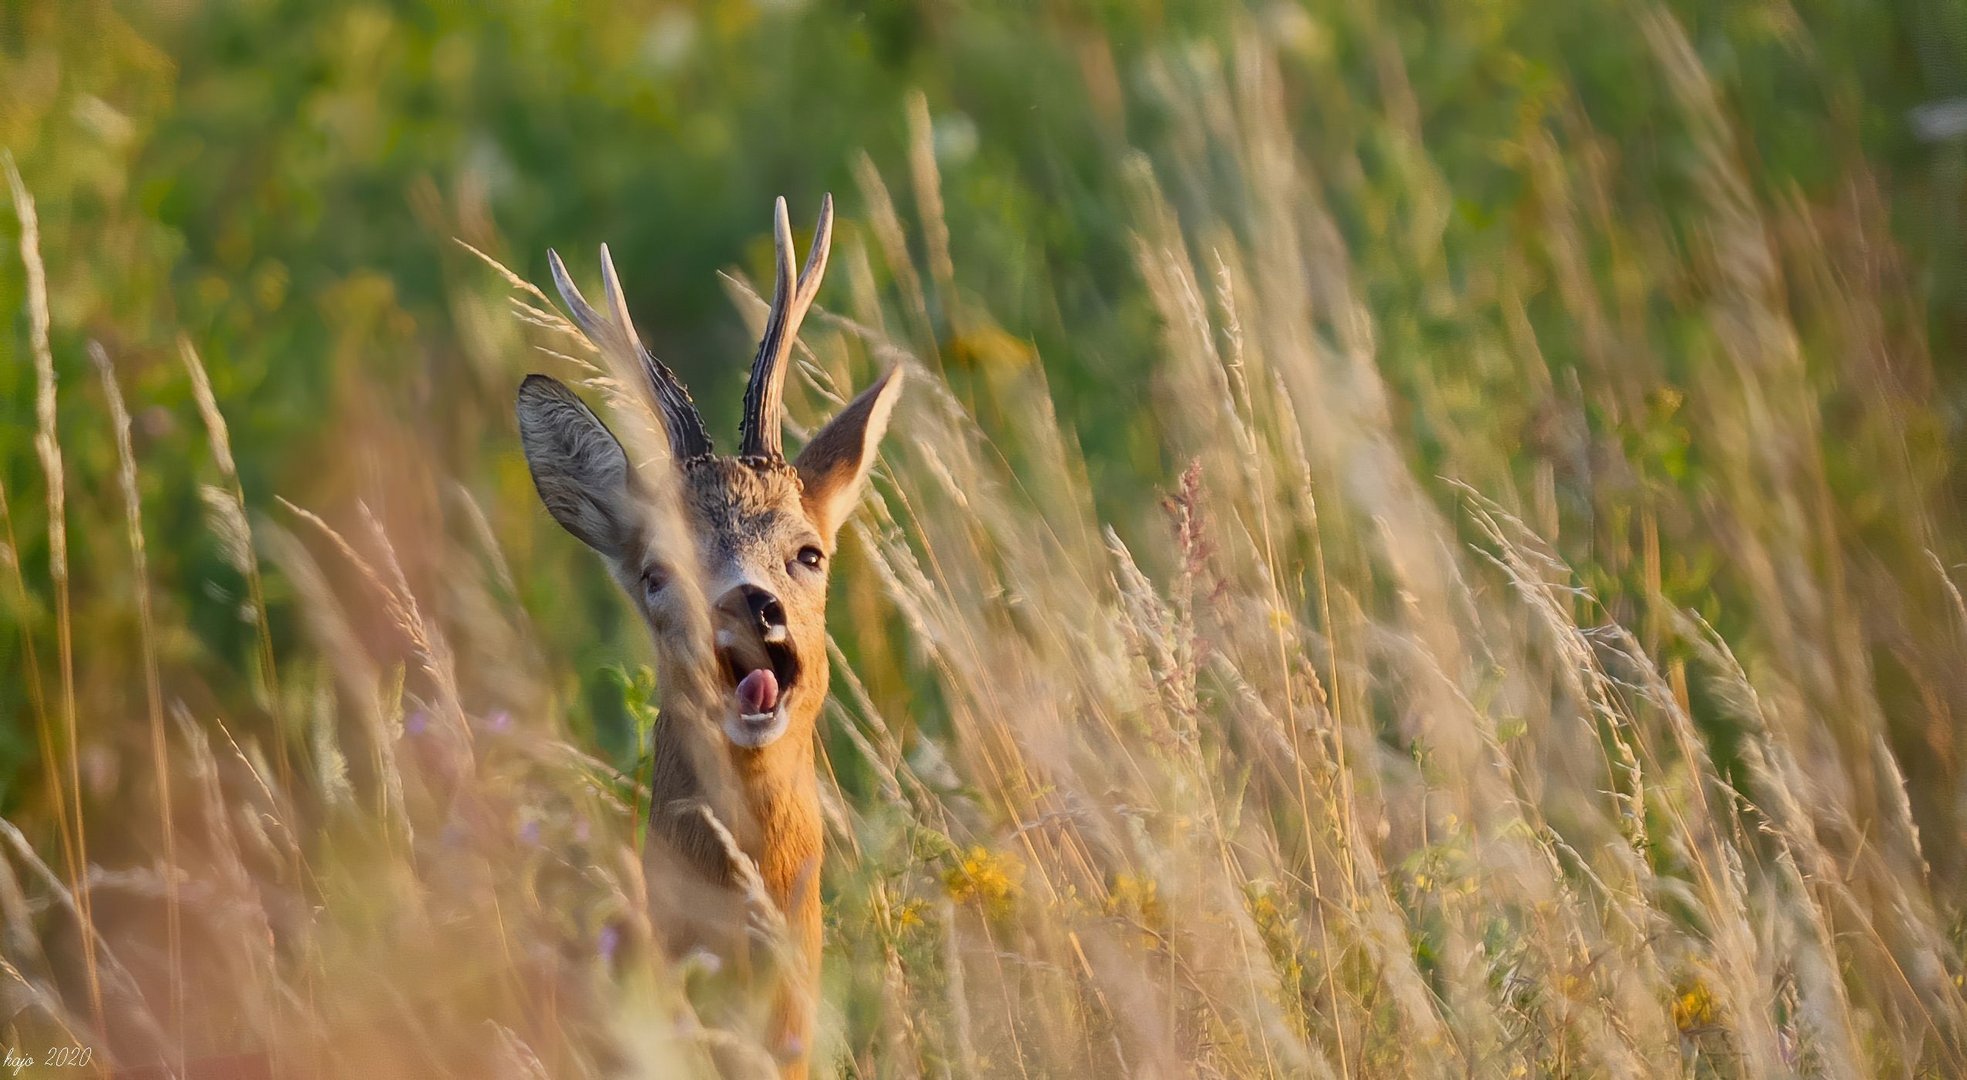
[515,195,899,1078]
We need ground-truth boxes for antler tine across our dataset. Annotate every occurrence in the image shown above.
[597,243,646,356]
[547,246,713,461]
[547,247,611,347]
[796,192,834,306]
[740,193,834,461]
[600,243,714,459]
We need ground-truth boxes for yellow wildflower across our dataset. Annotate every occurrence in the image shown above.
[943,845,1020,915]
[1672,979,1718,1031]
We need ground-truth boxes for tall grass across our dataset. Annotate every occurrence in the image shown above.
[3,6,1965,1078]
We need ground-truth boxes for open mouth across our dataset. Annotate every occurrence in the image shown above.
[717,631,800,746]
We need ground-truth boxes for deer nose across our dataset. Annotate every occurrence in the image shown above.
[734,584,786,639]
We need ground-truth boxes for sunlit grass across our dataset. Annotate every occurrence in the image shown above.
[3,4,1966,1078]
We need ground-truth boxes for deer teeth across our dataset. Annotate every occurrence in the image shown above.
[741,711,775,723]
[763,625,788,644]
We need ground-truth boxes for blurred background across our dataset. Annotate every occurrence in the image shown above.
[4,0,1967,1076]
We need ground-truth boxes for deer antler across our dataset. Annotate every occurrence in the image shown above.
[739,194,833,462]
[548,244,715,462]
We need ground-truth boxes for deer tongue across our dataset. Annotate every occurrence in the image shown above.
[736,668,779,715]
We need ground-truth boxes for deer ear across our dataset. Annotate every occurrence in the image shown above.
[795,366,903,541]
[517,374,638,558]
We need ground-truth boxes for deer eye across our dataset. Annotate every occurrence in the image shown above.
[640,566,670,603]
[794,546,825,572]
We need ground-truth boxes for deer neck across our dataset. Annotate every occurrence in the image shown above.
[734,723,823,906]
[650,676,822,905]
[716,641,829,892]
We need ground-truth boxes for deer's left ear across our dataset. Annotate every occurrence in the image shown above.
[517,374,640,559]
[795,366,904,542]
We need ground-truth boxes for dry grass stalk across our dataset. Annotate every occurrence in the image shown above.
[4,149,102,1037]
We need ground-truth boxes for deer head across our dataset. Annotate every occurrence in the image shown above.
[516,196,900,755]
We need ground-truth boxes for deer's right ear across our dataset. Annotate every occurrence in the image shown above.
[517,374,638,558]
[794,365,903,542]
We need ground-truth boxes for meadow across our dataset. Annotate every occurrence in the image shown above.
[3,0,1967,1075]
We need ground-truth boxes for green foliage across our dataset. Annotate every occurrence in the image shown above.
[5,0,1959,802]
[5,0,1967,1074]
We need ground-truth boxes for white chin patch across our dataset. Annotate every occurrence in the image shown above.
[723,706,791,749]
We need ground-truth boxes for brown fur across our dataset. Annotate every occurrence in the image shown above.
[519,364,900,1078]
